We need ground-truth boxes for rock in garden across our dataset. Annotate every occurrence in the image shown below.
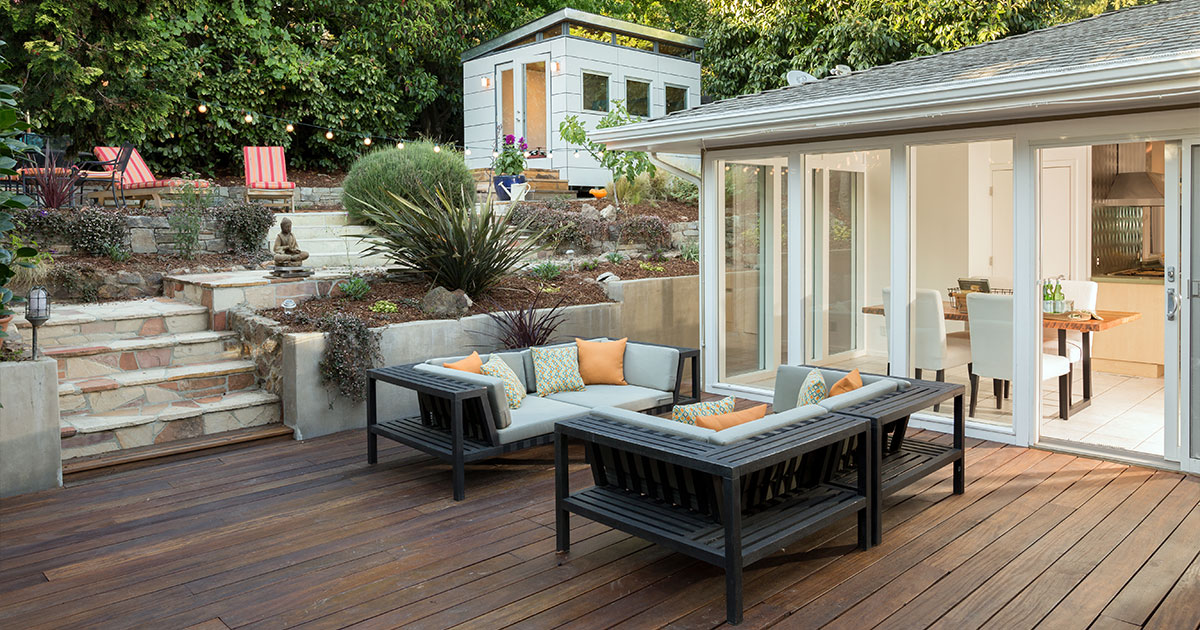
[600,204,616,220]
[116,271,142,285]
[580,203,600,221]
[596,272,620,283]
[421,286,473,318]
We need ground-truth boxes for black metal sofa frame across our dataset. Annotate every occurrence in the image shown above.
[554,412,874,625]
[829,376,966,545]
[366,343,700,501]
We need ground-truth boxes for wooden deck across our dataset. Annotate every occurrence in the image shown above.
[2,424,1198,629]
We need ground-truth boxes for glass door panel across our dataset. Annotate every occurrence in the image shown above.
[523,61,548,152]
[497,65,515,138]
[720,159,787,389]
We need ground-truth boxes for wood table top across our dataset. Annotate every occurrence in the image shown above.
[860,301,1141,332]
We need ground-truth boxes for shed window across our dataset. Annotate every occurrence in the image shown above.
[659,43,693,58]
[665,86,688,114]
[583,73,609,112]
[626,79,650,117]
[570,25,611,42]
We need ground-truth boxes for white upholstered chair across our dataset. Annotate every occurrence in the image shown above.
[967,293,1070,418]
[882,288,972,412]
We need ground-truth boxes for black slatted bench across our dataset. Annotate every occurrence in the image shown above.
[554,412,874,625]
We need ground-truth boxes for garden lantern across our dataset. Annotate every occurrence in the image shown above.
[25,286,50,359]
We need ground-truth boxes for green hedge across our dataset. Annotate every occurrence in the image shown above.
[341,142,475,224]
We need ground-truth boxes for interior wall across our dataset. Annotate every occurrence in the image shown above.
[864,150,891,355]
[914,144,971,298]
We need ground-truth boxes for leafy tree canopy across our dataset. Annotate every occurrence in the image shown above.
[0,0,1153,174]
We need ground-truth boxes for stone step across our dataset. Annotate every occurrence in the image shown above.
[60,390,282,460]
[58,359,258,416]
[267,223,372,240]
[471,168,562,182]
[12,299,210,349]
[44,331,242,380]
[272,210,353,227]
[303,251,391,268]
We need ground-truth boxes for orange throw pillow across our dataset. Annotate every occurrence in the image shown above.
[696,404,768,431]
[443,351,483,374]
[575,338,627,385]
[828,369,863,397]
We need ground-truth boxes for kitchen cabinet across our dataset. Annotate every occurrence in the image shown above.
[1092,278,1164,377]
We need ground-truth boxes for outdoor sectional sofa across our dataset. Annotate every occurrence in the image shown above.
[365,340,699,500]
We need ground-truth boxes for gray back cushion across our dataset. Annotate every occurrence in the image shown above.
[412,363,512,429]
[773,365,904,411]
[707,404,828,445]
[426,351,534,393]
[818,379,901,412]
[624,343,679,392]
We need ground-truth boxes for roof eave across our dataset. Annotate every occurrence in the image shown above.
[594,54,1200,152]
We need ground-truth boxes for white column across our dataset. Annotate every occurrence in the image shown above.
[787,151,806,365]
[888,144,910,376]
[1012,134,1040,446]
[701,151,722,390]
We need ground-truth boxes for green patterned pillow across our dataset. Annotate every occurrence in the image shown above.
[531,346,586,397]
[796,369,827,406]
[671,397,735,425]
[480,355,526,409]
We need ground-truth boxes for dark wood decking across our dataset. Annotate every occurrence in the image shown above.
[2,424,1198,629]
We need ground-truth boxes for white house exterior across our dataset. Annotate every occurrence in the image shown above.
[461,8,703,188]
[594,1,1200,473]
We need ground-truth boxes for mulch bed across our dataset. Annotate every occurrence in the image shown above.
[263,258,698,331]
[619,199,698,223]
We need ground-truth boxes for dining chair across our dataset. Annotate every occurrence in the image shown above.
[1042,279,1098,363]
[966,293,1071,418]
[883,288,972,412]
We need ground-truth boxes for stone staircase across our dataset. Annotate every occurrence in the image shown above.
[15,298,282,461]
[265,211,389,269]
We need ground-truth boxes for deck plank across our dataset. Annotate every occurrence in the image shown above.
[0,418,1196,630]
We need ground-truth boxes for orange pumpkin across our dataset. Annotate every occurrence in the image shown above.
[589,188,608,199]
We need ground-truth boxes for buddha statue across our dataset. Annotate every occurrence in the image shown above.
[272,218,309,266]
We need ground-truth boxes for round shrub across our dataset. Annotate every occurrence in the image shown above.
[71,209,129,256]
[342,142,475,224]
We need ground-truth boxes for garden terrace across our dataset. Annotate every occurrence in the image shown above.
[1,398,1197,629]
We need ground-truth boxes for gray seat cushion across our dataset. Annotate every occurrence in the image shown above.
[496,396,589,444]
[591,406,715,441]
[412,363,513,429]
[547,384,672,412]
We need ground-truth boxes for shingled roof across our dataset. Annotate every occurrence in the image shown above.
[665,0,1199,122]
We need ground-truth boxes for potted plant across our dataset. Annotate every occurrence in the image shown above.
[492,134,527,201]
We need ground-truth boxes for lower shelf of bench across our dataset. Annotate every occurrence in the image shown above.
[835,437,961,494]
[563,483,865,567]
[370,416,514,462]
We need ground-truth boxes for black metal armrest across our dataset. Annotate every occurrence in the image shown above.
[367,363,488,400]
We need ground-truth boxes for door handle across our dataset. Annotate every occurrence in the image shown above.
[1167,287,1181,321]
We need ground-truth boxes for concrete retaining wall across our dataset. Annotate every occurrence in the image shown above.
[274,274,698,439]
[0,358,62,498]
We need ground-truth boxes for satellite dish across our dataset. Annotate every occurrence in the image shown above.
[831,64,853,77]
[786,70,818,86]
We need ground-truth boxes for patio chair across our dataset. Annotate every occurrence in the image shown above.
[555,408,873,624]
[77,144,134,208]
[85,146,210,209]
[243,146,296,211]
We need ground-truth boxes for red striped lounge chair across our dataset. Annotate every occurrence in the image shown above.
[243,146,295,211]
[86,146,210,209]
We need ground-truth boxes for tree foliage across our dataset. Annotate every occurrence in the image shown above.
[1,0,1155,175]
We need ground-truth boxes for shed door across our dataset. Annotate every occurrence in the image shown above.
[495,54,550,155]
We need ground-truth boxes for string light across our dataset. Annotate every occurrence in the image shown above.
[325,130,334,140]
[433,145,441,153]
[492,150,500,158]
[573,150,580,158]
[396,141,404,149]
[363,136,372,146]
[197,103,208,114]
[285,123,294,133]
[464,148,471,156]
[244,112,254,124]
[548,150,554,158]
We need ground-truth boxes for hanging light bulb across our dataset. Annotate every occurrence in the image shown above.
[396,141,405,149]
[725,165,730,171]
[433,145,441,153]
[363,136,372,146]
[548,150,554,159]
[244,112,254,124]
[197,103,208,114]
[492,150,500,158]
[573,150,580,159]
[325,130,334,140]
[464,148,471,156]
[285,123,294,133]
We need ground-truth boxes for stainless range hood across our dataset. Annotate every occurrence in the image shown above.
[1096,142,1164,206]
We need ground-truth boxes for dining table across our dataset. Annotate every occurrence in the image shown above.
[860,300,1142,418]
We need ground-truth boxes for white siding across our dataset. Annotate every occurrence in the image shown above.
[462,35,701,187]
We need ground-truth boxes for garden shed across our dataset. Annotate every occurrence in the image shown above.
[461,8,703,189]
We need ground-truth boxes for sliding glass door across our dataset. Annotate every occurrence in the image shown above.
[718,158,788,389]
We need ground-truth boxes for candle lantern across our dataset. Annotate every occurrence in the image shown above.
[25,286,50,359]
